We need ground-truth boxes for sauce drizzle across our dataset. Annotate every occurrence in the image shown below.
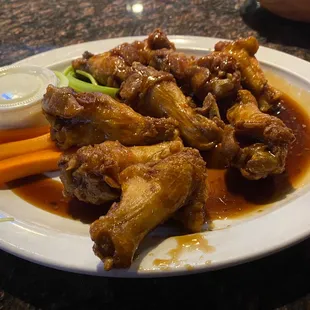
[153,233,215,269]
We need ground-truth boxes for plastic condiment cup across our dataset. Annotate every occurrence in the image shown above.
[0,65,58,129]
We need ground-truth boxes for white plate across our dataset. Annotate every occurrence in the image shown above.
[1,35,310,278]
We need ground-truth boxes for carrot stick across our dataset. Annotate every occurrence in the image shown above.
[0,125,50,144]
[0,150,61,185]
[0,133,57,161]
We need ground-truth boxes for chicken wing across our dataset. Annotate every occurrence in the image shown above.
[89,148,208,270]
[215,36,282,112]
[149,49,241,101]
[59,140,184,205]
[71,28,175,88]
[72,51,130,88]
[72,29,241,101]
[219,90,294,179]
[146,28,176,50]
[236,144,288,180]
[227,90,294,145]
[214,125,289,180]
[42,85,179,150]
[71,41,147,88]
[120,63,224,150]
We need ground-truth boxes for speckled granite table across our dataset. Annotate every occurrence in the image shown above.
[1,0,310,309]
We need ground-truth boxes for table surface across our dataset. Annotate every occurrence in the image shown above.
[1,0,310,309]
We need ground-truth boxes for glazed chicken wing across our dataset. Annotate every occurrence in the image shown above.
[149,49,241,101]
[236,144,288,180]
[227,90,294,145]
[213,89,294,180]
[120,63,224,150]
[90,148,208,270]
[146,28,176,50]
[42,85,179,150]
[215,125,289,180]
[71,42,147,88]
[215,37,263,93]
[72,51,130,88]
[59,140,184,205]
[72,28,176,88]
[215,36,282,112]
[73,28,241,101]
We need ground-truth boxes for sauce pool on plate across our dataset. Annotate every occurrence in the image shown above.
[10,175,109,224]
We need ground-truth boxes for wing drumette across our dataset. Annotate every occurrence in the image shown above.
[215,125,289,180]
[227,90,294,145]
[59,140,184,205]
[89,148,208,270]
[120,63,224,150]
[215,36,283,112]
[42,85,179,150]
[213,90,294,180]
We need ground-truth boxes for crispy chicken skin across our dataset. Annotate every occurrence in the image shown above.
[89,148,208,270]
[59,140,184,205]
[42,85,179,150]
[120,63,224,150]
[215,36,282,112]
